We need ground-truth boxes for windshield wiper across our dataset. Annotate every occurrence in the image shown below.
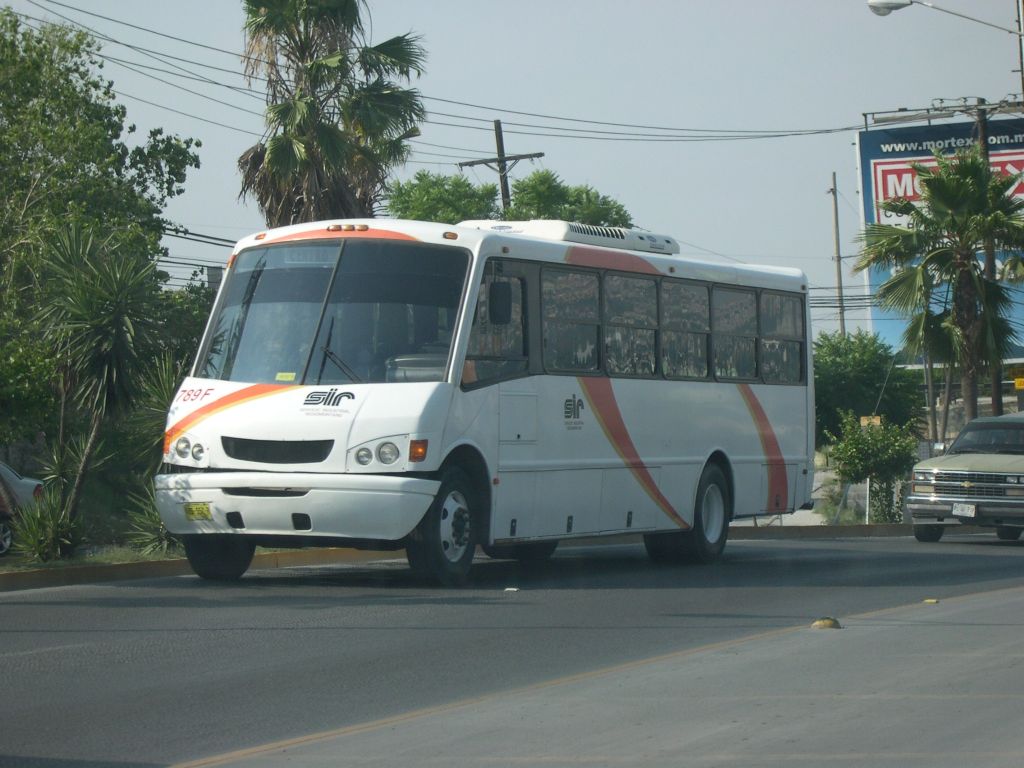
[315,317,361,383]
[320,345,361,383]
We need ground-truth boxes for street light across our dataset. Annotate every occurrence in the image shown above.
[867,0,1023,38]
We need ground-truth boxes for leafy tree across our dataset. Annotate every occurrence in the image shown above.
[506,170,633,227]
[814,330,921,447]
[856,148,1024,421]
[385,169,634,227]
[239,0,426,225]
[0,11,199,445]
[828,412,918,523]
[387,171,499,223]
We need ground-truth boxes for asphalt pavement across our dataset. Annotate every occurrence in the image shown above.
[177,583,1024,768]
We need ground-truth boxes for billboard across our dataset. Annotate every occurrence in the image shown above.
[856,117,1024,352]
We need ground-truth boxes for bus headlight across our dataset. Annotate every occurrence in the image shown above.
[377,442,400,465]
[191,443,206,462]
[355,447,373,465]
[175,437,192,459]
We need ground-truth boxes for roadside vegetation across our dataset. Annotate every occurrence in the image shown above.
[4,6,1024,568]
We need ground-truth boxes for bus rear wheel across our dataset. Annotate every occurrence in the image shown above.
[683,463,730,563]
[184,535,255,580]
[644,464,730,564]
[405,467,478,586]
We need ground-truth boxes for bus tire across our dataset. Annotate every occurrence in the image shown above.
[913,525,944,543]
[184,535,255,580]
[682,463,730,564]
[405,467,478,586]
[483,541,558,561]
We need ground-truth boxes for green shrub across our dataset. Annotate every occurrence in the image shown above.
[125,485,180,557]
[12,487,82,562]
[828,412,917,524]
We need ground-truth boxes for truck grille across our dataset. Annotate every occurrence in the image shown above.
[221,437,333,464]
[931,471,1010,499]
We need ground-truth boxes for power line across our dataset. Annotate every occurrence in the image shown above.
[27,0,861,144]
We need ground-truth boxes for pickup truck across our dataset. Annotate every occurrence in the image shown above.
[906,414,1024,542]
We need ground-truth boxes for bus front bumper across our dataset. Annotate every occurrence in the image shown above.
[154,471,440,541]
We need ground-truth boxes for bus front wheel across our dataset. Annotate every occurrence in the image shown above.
[184,535,255,580]
[405,467,478,586]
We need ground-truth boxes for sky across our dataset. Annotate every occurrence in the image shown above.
[5,0,1021,337]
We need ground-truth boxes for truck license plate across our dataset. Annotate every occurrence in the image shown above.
[184,502,212,521]
[952,502,976,518]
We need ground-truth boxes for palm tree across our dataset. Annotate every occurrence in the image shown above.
[36,226,159,519]
[857,148,1024,422]
[239,0,426,226]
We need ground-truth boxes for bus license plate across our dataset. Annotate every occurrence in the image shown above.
[952,502,976,518]
[184,502,212,521]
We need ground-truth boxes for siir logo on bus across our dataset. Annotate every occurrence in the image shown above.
[304,389,355,407]
[564,394,585,420]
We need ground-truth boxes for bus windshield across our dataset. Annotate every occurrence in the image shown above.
[196,238,470,385]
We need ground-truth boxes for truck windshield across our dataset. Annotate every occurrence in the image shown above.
[948,422,1024,455]
[196,238,469,385]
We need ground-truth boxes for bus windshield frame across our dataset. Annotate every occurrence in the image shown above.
[194,238,472,386]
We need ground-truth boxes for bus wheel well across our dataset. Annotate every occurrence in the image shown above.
[705,451,734,521]
[437,446,492,540]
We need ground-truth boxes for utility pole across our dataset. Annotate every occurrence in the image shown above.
[976,98,1004,415]
[457,120,544,212]
[829,172,847,336]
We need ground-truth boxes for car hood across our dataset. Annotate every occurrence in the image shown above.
[915,453,1024,473]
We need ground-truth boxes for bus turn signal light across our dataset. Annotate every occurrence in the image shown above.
[409,440,428,462]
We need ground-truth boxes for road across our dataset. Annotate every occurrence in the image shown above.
[2,533,1023,767]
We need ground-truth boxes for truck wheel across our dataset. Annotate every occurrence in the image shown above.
[184,535,255,580]
[405,467,478,586]
[913,525,945,543]
[996,526,1022,541]
[682,463,730,563]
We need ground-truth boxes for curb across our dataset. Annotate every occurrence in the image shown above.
[0,524,985,592]
[0,547,394,593]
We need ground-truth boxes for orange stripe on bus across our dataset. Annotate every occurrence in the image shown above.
[565,245,661,275]
[262,228,417,246]
[737,383,789,513]
[578,377,688,529]
[164,384,296,450]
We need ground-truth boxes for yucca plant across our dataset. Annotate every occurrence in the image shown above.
[125,485,180,557]
[13,487,82,562]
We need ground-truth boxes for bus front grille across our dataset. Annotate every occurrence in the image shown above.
[221,437,334,464]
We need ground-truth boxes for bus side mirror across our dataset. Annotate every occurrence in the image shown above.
[488,282,512,325]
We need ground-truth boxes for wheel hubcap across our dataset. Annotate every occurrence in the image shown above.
[439,490,471,563]
[701,484,725,543]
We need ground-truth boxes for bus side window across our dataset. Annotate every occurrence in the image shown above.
[760,293,805,384]
[463,270,528,387]
[712,287,758,380]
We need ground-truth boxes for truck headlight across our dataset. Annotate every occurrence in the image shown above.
[355,447,373,465]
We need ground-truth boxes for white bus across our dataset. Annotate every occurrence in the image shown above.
[155,218,814,585]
